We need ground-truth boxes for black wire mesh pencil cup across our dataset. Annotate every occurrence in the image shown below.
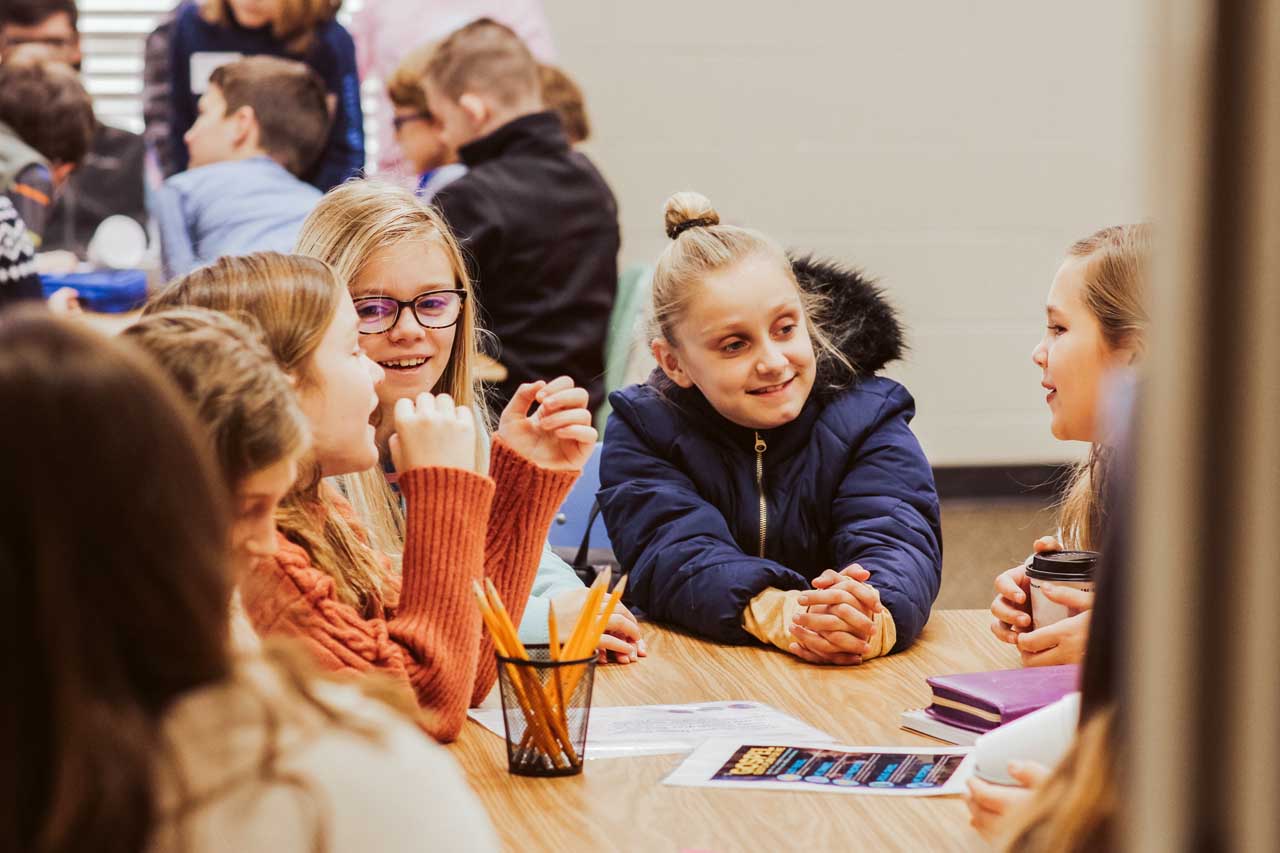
[495,644,597,776]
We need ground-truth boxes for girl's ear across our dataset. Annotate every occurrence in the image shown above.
[651,337,694,388]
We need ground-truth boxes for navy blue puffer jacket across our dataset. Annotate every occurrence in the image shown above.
[597,257,941,652]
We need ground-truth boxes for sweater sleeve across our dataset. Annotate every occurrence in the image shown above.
[308,23,365,191]
[240,465,494,743]
[470,437,578,704]
[597,409,812,644]
[829,383,942,652]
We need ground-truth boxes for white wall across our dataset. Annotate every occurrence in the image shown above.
[545,1,1150,465]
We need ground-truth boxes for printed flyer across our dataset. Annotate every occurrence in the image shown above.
[663,739,973,796]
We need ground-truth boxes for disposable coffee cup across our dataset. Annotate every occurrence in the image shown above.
[1027,550,1098,630]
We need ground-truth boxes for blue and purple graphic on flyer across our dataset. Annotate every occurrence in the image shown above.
[664,740,973,796]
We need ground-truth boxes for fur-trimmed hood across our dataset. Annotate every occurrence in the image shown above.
[790,253,906,382]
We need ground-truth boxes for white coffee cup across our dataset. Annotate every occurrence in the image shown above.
[1027,550,1098,630]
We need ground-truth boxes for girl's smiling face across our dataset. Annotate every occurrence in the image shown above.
[1032,257,1134,442]
[352,241,459,444]
[654,253,816,431]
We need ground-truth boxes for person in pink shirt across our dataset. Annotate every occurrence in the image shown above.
[350,0,556,178]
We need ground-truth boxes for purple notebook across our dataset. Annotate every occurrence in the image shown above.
[925,665,1079,733]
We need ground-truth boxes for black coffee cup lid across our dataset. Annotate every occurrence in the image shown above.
[1028,550,1099,582]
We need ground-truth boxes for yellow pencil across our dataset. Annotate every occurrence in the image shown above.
[474,583,564,765]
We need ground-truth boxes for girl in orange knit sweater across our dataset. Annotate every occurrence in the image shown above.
[147,251,595,742]
[295,179,642,661]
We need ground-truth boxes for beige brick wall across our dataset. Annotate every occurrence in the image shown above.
[545,1,1150,465]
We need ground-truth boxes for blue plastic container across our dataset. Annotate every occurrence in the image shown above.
[40,269,148,313]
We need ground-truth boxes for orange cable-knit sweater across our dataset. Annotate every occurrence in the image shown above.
[239,437,576,743]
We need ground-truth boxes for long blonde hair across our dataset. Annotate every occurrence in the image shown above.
[147,252,393,612]
[1056,224,1151,549]
[199,0,341,54]
[651,191,852,379]
[997,707,1119,852]
[295,179,487,553]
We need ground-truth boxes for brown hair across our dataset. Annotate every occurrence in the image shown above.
[652,191,851,377]
[295,179,487,553]
[199,0,340,54]
[6,308,233,852]
[997,706,1119,852]
[0,59,93,166]
[386,41,435,112]
[209,55,330,177]
[538,63,589,143]
[1,0,79,29]
[147,252,393,612]
[1056,224,1151,549]
[121,307,309,489]
[424,17,540,110]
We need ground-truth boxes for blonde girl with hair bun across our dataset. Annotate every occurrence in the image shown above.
[296,180,643,661]
[148,250,594,741]
[599,191,942,663]
[989,224,1149,668]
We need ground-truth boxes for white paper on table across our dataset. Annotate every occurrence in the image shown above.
[662,738,975,796]
[466,700,835,759]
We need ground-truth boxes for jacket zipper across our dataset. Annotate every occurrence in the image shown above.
[754,432,768,558]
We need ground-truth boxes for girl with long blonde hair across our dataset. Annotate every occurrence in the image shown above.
[147,251,595,742]
[295,179,643,660]
[989,224,1150,669]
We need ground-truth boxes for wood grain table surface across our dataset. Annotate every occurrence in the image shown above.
[451,610,1019,853]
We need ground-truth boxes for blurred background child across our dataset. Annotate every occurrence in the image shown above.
[155,0,363,191]
[153,55,328,278]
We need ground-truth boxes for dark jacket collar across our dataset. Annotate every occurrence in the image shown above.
[458,111,569,168]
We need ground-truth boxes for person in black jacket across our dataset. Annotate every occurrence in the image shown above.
[423,18,619,416]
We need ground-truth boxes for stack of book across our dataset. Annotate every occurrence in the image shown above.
[900,664,1079,745]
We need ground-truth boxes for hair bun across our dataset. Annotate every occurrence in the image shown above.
[663,191,721,240]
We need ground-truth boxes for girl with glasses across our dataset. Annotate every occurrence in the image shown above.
[296,180,643,663]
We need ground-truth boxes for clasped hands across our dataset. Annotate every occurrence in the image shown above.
[789,564,883,665]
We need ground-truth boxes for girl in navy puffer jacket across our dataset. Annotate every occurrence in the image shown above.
[598,191,941,662]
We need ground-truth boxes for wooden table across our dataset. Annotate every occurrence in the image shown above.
[451,611,1018,852]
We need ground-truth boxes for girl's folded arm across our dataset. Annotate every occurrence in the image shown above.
[830,386,943,652]
[598,412,808,644]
